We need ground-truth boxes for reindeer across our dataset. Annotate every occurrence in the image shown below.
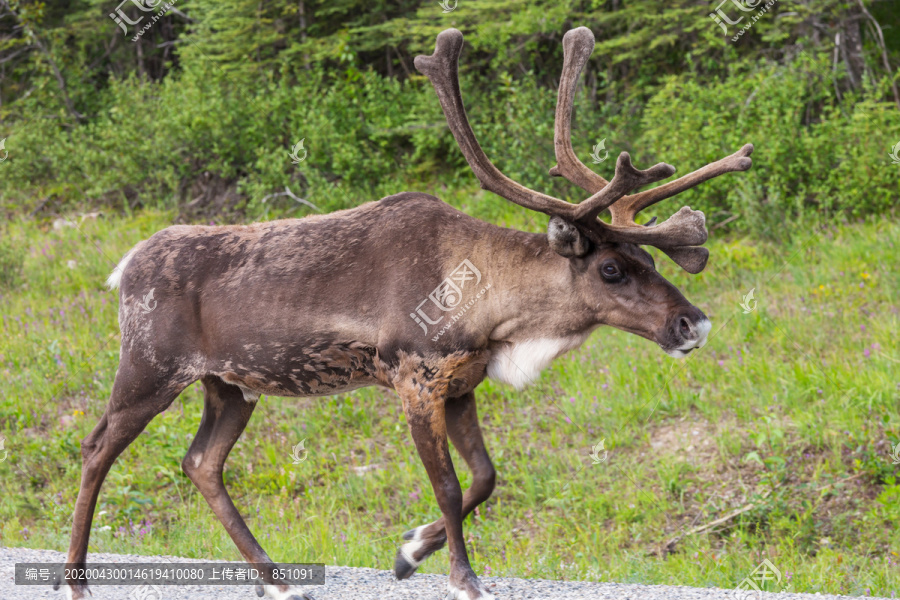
[61,27,752,600]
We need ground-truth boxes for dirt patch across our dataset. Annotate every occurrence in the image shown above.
[647,416,721,466]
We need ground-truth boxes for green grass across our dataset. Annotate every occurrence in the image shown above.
[0,194,898,597]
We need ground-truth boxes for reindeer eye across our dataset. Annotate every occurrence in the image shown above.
[600,262,623,282]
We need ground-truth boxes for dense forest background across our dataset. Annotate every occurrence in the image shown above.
[0,0,898,234]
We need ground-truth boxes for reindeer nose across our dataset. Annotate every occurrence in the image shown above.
[665,310,711,358]
[679,316,693,338]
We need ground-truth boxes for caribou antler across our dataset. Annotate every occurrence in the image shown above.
[549,27,754,272]
[415,28,753,273]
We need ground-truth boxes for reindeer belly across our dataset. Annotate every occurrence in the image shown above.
[211,340,382,399]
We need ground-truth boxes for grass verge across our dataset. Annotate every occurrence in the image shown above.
[0,196,898,597]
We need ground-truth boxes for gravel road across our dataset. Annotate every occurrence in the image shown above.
[0,547,885,600]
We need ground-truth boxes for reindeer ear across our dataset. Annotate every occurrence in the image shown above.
[547,216,590,258]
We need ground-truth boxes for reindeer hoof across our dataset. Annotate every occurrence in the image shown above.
[394,547,419,580]
[57,581,89,600]
[256,584,266,597]
[446,582,496,600]
[395,525,426,580]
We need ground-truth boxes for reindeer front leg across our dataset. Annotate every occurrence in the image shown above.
[395,391,496,580]
[394,358,494,600]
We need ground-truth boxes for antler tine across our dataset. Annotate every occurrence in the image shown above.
[609,144,754,226]
[600,145,753,273]
[549,27,609,192]
[415,29,578,219]
[572,152,675,222]
[658,245,710,275]
[546,27,677,222]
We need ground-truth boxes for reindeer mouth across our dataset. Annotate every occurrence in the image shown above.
[664,345,698,358]
[664,346,692,358]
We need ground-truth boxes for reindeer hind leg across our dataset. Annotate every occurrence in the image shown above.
[62,358,195,600]
[182,375,314,600]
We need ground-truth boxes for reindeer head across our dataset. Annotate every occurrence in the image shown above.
[416,28,753,357]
